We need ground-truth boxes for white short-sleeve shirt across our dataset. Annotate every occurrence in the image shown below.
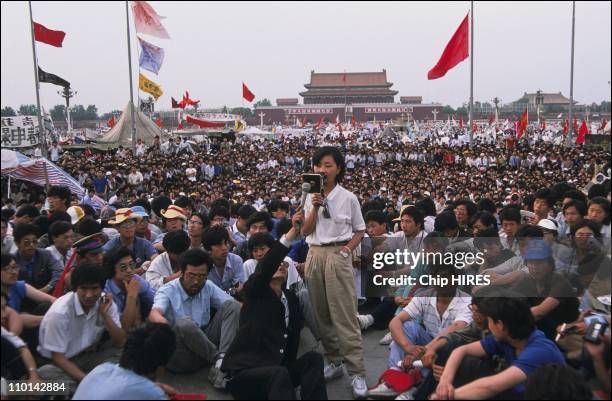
[38,292,122,359]
[403,288,472,337]
[304,185,366,245]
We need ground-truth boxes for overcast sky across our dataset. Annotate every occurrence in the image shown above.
[1,1,610,114]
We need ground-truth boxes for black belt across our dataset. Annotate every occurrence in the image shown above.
[316,241,350,247]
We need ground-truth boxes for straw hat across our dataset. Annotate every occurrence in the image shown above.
[160,205,187,221]
[67,206,86,225]
[108,208,142,225]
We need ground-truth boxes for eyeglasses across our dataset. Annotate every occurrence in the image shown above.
[117,262,137,272]
[188,220,204,226]
[1,266,20,273]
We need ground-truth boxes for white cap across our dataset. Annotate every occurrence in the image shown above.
[537,218,559,234]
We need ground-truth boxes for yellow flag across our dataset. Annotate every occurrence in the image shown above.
[139,73,163,100]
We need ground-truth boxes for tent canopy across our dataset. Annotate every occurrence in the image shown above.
[94,102,165,149]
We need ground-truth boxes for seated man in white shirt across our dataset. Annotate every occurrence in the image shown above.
[145,230,191,291]
[37,263,126,392]
[368,264,472,399]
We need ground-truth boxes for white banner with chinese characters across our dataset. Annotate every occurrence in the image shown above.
[1,116,40,148]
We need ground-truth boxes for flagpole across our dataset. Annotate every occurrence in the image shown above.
[468,0,474,147]
[28,1,49,190]
[344,70,348,125]
[566,0,575,147]
[126,1,137,152]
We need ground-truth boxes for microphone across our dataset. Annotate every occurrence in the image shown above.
[299,182,311,209]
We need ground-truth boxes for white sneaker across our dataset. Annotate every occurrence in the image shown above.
[367,381,399,399]
[351,375,368,399]
[395,388,417,400]
[379,332,393,345]
[357,314,375,330]
[208,358,227,389]
[323,362,345,381]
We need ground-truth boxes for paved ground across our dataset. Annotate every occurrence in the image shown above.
[161,322,391,400]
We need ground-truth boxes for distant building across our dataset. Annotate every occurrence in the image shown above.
[254,70,444,125]
[299,70,398,105]
[512,91,577,112]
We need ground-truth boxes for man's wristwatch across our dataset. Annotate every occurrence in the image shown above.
[339,247,351,258]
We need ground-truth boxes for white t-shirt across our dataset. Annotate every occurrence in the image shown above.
[38,292,122,359]
[304,185,366,245]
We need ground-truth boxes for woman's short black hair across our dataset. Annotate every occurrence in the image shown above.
[247,232,276,253]
[103,246,134,279]
[209,206,230,221]
[454,199,477,218]
[312,146,346,183]
[471,211,498,232]
[570,219,602,238]
[71,262,106,289]
[119,323,176,376]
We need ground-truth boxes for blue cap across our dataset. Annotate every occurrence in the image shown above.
[130,206,149,218]
[523,239,552,261]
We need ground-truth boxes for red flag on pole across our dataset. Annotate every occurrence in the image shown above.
[573,117,579,134]
[155,117,163,128]
[459,118,463,129]
[427,13,469,80]
[242,83,255,102]
[33,22,65,47]
[107,116,116,128]
[517,108,528,139]
[314,116,324,129]
[562,119,569,134]
[540,119,546,131]
[576,119,589,145]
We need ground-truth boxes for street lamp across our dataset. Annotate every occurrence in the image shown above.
[57,86,76,133]
[492,97,501,123]
[535,90,544,130]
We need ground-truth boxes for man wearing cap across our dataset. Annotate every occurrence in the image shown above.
[132,206,162,243]
[153,205,188,252]
[510,239,579,340]
[102,209,157,273]
[54,232,107,296]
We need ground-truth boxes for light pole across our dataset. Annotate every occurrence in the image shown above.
[432,108,439,122]
[535,90,544,130]
[492,97,501,123]
[58,86,76,133]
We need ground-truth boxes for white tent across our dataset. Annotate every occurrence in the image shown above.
[95,102,165,149]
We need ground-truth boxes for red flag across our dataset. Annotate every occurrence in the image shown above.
[459,118,463,129]
[488,115,494,126]
[342,72,347,83]
[185,115,225,128]
[107,116,116,128]
[427,13,469,80]
[540,119,546,131]
[33,22,65,47]
[601,119,607,131]
[171,97,180,109]
[576,119,589,145]
[155,117,163,128]
[352,115,356,127]
[242,82,255,102]
[177,122,184,130]
[517,108,528,139]
[314,116,324,129]
[573,117,578,134]
[562,119,569,134]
